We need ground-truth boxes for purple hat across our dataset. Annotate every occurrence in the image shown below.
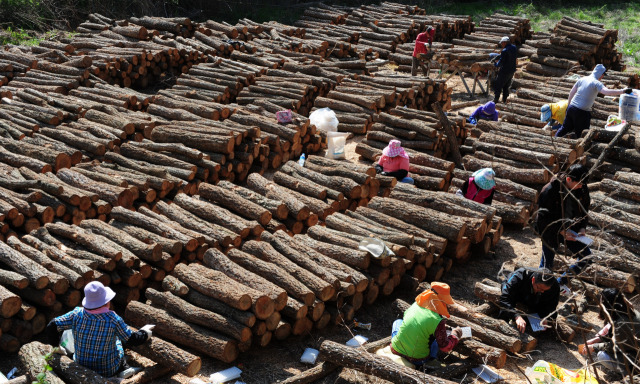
[82,281,116,310]
[382,140,409,159]
[482,101,496,115]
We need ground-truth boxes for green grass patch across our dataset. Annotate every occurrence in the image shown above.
[0,26,41,46]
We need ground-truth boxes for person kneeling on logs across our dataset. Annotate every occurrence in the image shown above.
[497,268,560,334]
[375,139,414,184]
[46,282,154,379]
[456,168,496,205]
[390,282,462,368]
[466,101,499,124]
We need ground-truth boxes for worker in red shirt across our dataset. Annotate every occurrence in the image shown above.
[412,26,435,76]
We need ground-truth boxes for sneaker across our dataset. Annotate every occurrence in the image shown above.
[118,367,142,379]
[559,285,572,296]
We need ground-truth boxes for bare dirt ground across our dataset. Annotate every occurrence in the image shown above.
[0,73,608,384]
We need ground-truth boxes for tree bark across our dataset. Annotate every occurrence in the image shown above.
[18,342,66,384]
[172,263,252,311]
[203,248,280,317]
[247,173,311,221]
[367,197,466,242]
[241,239,335,302]
[198,183,272,226]
[145,288,251,343]
[125,301,238,363]
[78,219,161,262]
[319,340,457,384]
[226,248,315,306]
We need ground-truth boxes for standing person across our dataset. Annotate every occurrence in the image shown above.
[391,282,462,366]
[497,268,560,333]
[412,26,436,76]
[540,100,569,131]
[467,101,499,124]
[556,64,633,138]
[375,139,414,184]
[456,168,496,205]
[579,288,640,379]
[535,164,592,296]
[493,36,517,104]
[46,282,154,378]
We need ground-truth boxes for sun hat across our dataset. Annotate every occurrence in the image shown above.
[430,282,455,304]
[358,238,395,259]
[415,282,455,317]
[540,104,552,122]
[482,101,496,115]
[592,64,606,78]
[82,281,116,310]
[499,36,510,44]
[472,168,496,190]
[382,140,409,158]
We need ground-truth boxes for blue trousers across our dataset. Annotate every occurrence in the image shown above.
[539,238,592,285]
[391,319,438,364]
[555,105,591,138]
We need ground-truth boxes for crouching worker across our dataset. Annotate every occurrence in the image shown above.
[466,101,499,124]
[497,268,560,334]
[540,100,568,131]
[390,282,462,368]
[46,282,154,379]
[456,168,496,205]
[375,140,414,184]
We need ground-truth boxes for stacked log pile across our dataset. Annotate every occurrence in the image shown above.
[522,17,625,76]
[245,159,385,234]
[236,66,338,116]
[355,106,464,164]
[0,49,38,89]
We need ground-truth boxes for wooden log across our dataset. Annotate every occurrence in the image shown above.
[226,248,315,306]
[247,173,310,221]
[125,301,238,363]
[203,248,280,316]
[18,342,65,384]
[319,340,456,384]
[198,183,272,226]
[183,289,256,328]
[241,240,335,302]
[78,220,161,262]
[145,288,251,343]
[127,329,200,377]
[173,263,253,311]
[0,284,21,318]
[217,180,289,220]
[0,240,51,290]
[448,302,537,351]
[367,197,466,242]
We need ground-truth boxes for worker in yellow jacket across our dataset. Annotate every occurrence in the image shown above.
[540,100,568,131]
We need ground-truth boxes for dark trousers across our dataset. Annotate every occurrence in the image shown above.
[493,71,514,103]
[555,105,591,138]
[412,56,428,76]
[539,237,592,285]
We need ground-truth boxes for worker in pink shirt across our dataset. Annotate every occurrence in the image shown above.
[375,140,413,184]
[412,26,435,76]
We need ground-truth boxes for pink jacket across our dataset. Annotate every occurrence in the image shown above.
[378,155,410,173]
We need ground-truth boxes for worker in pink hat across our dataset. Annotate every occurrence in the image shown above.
[375,140,414,184]
[46,282,154,379]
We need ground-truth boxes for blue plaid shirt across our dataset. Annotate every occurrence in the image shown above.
[54,307,132,377]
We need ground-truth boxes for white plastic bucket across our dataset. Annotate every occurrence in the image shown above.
[619,92,639,122]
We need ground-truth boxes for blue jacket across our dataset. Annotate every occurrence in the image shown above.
[496,44,517,74]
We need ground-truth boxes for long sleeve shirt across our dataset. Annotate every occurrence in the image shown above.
[412,29,436,57]
[46,307,148,377]
[495,43,517,74]
[535,178,590,242]
[498,268,560,322]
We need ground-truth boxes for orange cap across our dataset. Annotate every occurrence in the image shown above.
[430,282,455,305]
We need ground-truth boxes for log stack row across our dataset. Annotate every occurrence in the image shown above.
[521,16,625,76]
[0,49,38,89]
[355,106,465,162]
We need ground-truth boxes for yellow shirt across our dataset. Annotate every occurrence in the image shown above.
[551,100,569,124]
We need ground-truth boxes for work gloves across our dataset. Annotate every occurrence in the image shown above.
[140,324,155,339]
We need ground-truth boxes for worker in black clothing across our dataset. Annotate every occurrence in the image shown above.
[497,268,560,333]
[493,36,517,104]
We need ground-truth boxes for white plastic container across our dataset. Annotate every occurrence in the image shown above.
[346,335,368,347]
[619,92,639,122]
[300,348,319,364]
